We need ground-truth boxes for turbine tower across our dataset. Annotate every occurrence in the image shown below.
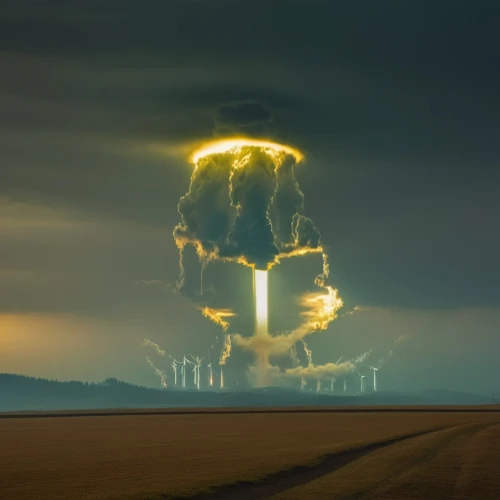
[197,358,203,390]
[300,377,306,391]
[220,366,224,389]
[207,362,213,388]
[171,359,180,387]
[192,364,197,386]
[316,380,321,393]
[343,378,348,393]
[181,356,187,389]
[186,357,196,387]
[190,355,204,390]
[364,364,383,392]
[329,356,341,393]
[207,351,213,388]
[356,371,366,393]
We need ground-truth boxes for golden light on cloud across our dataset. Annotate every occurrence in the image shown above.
[190,137,304,164]
[199,306,236,331]
[173,133,335,387]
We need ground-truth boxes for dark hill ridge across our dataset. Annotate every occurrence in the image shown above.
[0,373,496,412]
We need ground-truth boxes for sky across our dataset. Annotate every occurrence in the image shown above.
[1,0,499,394]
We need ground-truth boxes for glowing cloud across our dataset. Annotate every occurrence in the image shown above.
[284,349,373,382]
[190,137,303,164]
[173,135,344,387]
[199,306,236,331]
[234,254,343,359]
[285,361,356,381]
[174,138,321,273]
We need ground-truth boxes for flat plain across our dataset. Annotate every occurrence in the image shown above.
[1,407,499,500]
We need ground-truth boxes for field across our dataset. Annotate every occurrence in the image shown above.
[1,408,499,499]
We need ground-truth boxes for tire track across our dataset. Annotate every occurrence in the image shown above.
[344,421,495,500]
[453,423,500,500]
[161,425,468,500]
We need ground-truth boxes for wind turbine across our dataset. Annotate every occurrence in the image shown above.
[207,362,213,388]
[180,356,187,388]
[329,377,335,392]
[171,359,180,387]
[364,364,383,392]
[329,355,342,392]
[192,363,197,387]
[182,355,194,388]
[356,371,366,393]
[189,355,204,390]
[197,358,203,390]
[207,351,213,388]
[186,357,196,387]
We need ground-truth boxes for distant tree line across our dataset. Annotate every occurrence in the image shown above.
[0,373,168,411]
[1,373,491,411]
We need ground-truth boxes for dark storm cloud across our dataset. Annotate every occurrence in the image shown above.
[0,0,498,314]
[289,215,321,250]
[214,100,273,137]
[223,148,280,269]
[271,156,320,252]
[174,153,233,258]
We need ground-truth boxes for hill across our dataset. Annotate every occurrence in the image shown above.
[0,374,495,411]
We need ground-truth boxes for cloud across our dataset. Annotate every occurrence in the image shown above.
[284,360,356,381]
[199,306,235,331]
[214,100,273,136]
[133,280,169,287]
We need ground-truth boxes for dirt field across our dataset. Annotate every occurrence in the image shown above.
[1,408,499,499]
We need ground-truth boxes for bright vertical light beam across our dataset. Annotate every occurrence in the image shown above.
[254,269,268,336]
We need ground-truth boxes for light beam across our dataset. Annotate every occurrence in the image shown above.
[254,269,268,336]
[254,269,270,385]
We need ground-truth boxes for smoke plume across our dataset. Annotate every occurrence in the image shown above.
[341,305,360,317]
[284,349,373,382]
[284,360,356,381]
[382,335,411,364]
[146,356,167,387]
[289,344,300,366]
[141,338,166,357]
[301,339,313,367]
[219,334,232,365]
[351,349,374,365]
